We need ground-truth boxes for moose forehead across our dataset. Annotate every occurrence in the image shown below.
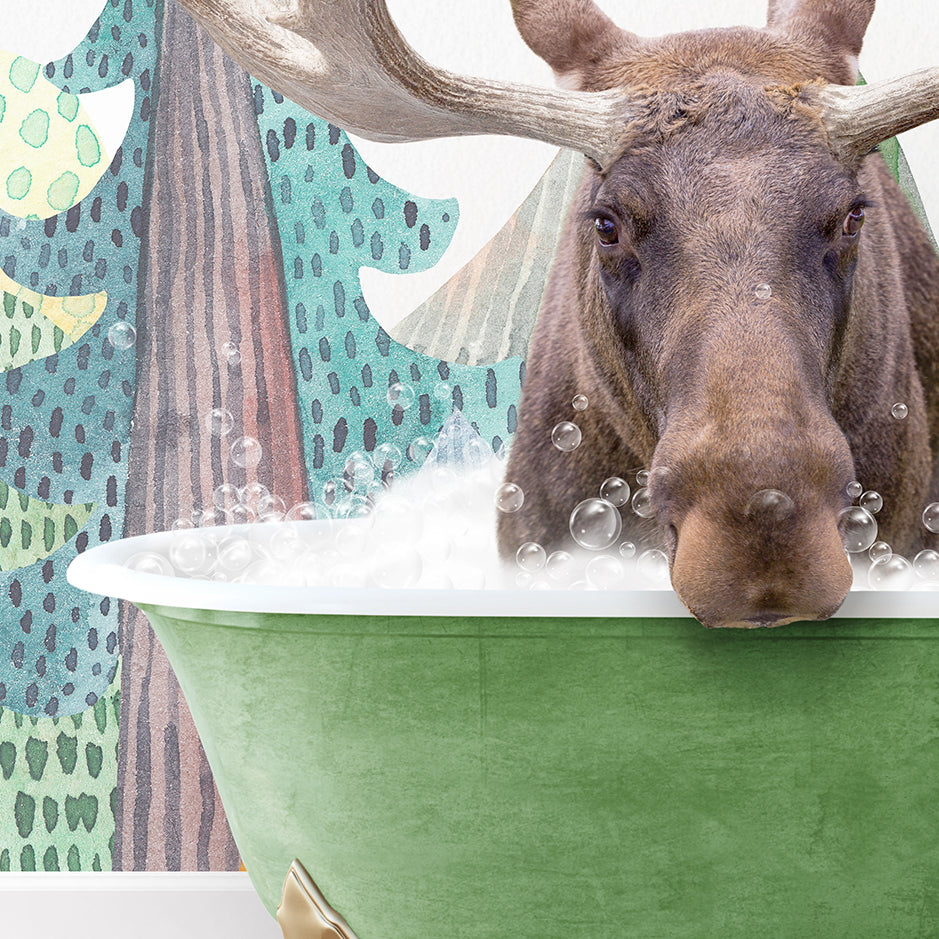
[592,74,863,237]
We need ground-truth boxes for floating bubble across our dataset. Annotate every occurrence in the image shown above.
[220,340,241,367]
[515,570,534,589]
[286,501,320,521]
[545,550,576,585]
[216,537,254,574]
[516,541,547,572]
[229,435,262,469]
[212,483,241,510]
[407,436,435,464]
[230,504,257,524]
[343,452,375,492]
[170,518,194,531]
[190,508,213,527]
[257,493,287,521]
[637,548,670,583]
[754,283,772,300]
[387,382,415,410]
[495,482,525,513]
[891,402,908,420]
[371,545,422,589]
[868,541,892,563]
[859,490,883,515]
[913,549,939,582]
[372,442,403,472]
[572,394,589,411]
[168,532,213,575]
[433,381,453,401]
[107,320,137,350]
[551,421,582,452]
[636,470,650,486]
[569,498,622,551]
[745,488,795,523]
[241,481,271,508]
[585,554,624,589]
[333,494,372,520]
[599,476,630,507]
[205,408,234,437]
[618,541,637,560]
[126,551,174,576]
[923,503,939,533]
[868,554,914,590]
[837,506,878,553]
[631,487,655,518]
[846,480,863,500]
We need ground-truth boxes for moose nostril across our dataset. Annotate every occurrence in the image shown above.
[744,488,796,523]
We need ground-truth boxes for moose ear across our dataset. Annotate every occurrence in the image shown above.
[766,0,876,83]
[510,0,637,89]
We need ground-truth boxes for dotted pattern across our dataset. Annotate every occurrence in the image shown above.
[0,677,118,870]
[0,51,108,220]
[0,479,95,571]
[0,0,158,716]
[255,90,525,495]
[0,268,107,374]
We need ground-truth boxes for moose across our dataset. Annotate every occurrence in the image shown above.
[178,0,939,627]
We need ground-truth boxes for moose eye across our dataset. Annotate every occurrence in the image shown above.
[594,216,619,246]
[843,206,865,239]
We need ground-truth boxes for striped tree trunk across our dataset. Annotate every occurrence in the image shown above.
[116,0,307,870]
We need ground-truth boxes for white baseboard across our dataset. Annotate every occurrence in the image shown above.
[0,872,283,938]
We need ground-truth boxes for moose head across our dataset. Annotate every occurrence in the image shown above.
[178,0,939,627]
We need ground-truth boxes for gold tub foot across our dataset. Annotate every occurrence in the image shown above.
[277,859,360,939]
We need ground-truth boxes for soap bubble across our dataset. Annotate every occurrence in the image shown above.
[636,470,650,486]
[107,320,137,350]
[387,382,415,409]
[745,488,795,522]
[868,541,892,563]
[407,436,435,464]
[343,451,375,492]
[618,541,637,560]
[516,542,547,572]
[569,498,623,551]
[913,549,939,582]
[372,442,403,471]
[216,537,254,574]
[495,482,525,513]
[257,493,287,521]
[230,504,257,525]
[923,503,939,533]
[433,381,453,401]
[220,340,241,366]
[572,394,589,411]
[126,551,174,576]
[585,554,624,589]
[212,483,241,510]
[170,518,194,531]
[285,501,320,521]
[859,490,883,515]
[846,480,863,500]
[868,554,914,590]
[333,494,372,520]
[229,436,262,469]
[371,546,423,589]
[891,402,908,420]
[754,283,772,300]
[837,506,878,553]
[205,408,234,437]
[631,487,655,518]
[169,532,213,575]
[515,571,534,589]
[637,548,670,583]
[551,421,582,452]
[545,550,576,585]
[599,476,630,507]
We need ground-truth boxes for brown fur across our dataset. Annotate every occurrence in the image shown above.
[497,1,939,627]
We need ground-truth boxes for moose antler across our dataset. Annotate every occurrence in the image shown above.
[815,67,939,165]
[175,0,633,168]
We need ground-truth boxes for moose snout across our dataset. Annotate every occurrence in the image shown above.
[651,424,856,629]
[667,501,853,629]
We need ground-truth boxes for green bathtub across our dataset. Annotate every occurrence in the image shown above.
[69,524,939,937]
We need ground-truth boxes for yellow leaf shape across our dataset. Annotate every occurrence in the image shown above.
[0,268,106,371]
[0,50,110,220]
